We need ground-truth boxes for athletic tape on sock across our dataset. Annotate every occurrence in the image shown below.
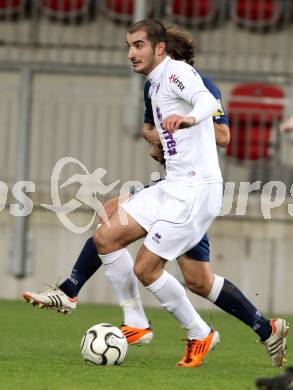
[146,270,168,293]
[207,275,224,303]
[120,296,141,310]
[99,248,127,265]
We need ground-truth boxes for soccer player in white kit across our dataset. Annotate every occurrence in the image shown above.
[123,46,222,262]
[93,19,223,367]
[22,22,288,368]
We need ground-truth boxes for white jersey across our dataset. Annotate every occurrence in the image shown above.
[147,56,223,186]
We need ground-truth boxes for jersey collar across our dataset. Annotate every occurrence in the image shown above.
[147,56,171,85]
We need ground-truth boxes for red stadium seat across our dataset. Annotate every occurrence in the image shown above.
[104,0,134,23]
[42,0,90,20]
[230,0,283,29]
[171,0,219,25]
[104,0,159,23]
[0,0,24,16]
[227,83,285,160]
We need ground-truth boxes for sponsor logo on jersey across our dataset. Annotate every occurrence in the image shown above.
[162,130,177,156]
[169,74,185,91]
[152,232,162,244]
[156,106,177,156]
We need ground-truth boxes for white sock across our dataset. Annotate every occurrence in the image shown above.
[207,275,224,303]
[99,248,149,329]
[146,270,211,340]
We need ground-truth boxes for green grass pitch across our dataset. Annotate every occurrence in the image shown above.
[0,300,292,390]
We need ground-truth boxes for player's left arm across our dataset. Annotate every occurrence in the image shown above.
[162,64,220,132]
[212,100,230,147]
[203,77,230,147]
[214,123,230,147]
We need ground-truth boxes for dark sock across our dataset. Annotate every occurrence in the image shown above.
[59,238,102,298]
[214,279,272,341]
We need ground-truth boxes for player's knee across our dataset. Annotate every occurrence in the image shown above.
[133,261,144,282]
[103,199,117,219]
[93,228,111,254]
[185,276,211,298]
[133,262,151,286]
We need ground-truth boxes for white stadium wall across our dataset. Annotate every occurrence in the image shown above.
[1,206,293,315]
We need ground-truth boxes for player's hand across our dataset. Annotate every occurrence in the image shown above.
[144,130,161,146]
[162,115,195,132]
[149,145,164,164]
[141,123,161,146]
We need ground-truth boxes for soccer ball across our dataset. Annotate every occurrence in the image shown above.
[80,323,128,366]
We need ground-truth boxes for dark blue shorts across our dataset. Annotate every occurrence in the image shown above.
[130,182,210,262]
[185,233,210,262]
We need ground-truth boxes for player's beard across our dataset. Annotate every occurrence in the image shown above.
[143,50,160,76]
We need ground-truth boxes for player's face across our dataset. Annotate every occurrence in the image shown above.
[127,30,164,75]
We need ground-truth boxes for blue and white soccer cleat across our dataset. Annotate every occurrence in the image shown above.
[263,318,289,368]
[22,285,77,314]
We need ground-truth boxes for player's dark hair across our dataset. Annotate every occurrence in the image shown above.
[166,26,195,66]
[128,19,168,50]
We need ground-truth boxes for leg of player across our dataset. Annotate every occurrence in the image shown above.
[57,197,125,300]
[94,210,153,345]
[22,237,100,314]
[23,193,155,345]
[133,244,219,368]
[22,196,125,314]
[178,252,289,368]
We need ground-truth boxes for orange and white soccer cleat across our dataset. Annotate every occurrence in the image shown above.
[120,324,154,345]
[22,285,77,315]
[263,318,289,368]
[176,329,220,367]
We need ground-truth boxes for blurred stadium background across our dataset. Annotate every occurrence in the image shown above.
[0,0,293,314]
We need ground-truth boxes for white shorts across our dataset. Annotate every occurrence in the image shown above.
[121,180,223,261]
